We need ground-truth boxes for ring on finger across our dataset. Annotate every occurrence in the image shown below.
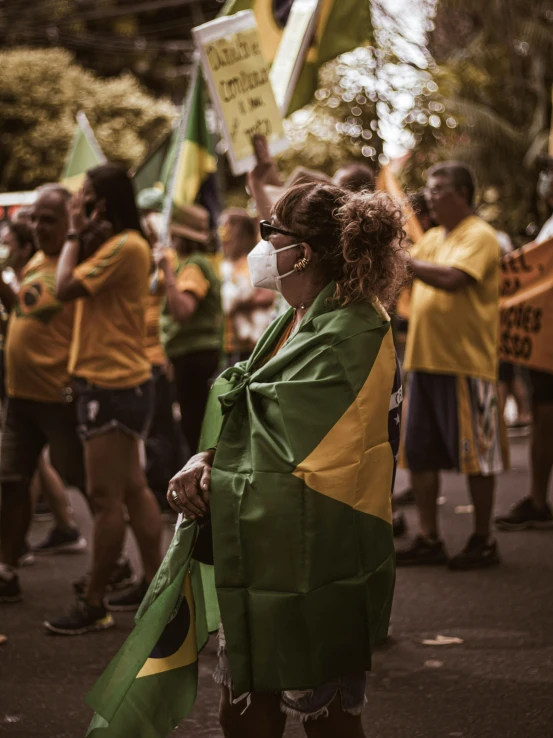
[170,488,180,505]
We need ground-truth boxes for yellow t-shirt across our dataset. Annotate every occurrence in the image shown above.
[404,215,500,382]
[6,251,75,402]
[144,292,165,367]
[69,230,151,389]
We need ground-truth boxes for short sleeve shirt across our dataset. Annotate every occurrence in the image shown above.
[69,230,152,389]
[404,216,500,382]
[6,251,75,402]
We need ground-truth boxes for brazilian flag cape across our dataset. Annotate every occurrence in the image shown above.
[203,281,400,696]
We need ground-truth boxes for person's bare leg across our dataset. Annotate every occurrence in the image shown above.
[411,471,440,537]
[530,404,553,508]
[36,454,76,531]
[0,480,31,567]
[468,474,495,536]
[498,381,508,419]
[303,694,365,738]
[512,376,531,425]
[85,430,132,607]
[218,687,286,738]
[124,440,162,582]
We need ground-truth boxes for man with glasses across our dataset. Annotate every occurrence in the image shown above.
[397,161,507,570]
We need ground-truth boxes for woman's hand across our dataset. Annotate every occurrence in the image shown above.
[247,134,283,189]
[167,450,216,519]
[69,189,89,235]
[152,242,169,270]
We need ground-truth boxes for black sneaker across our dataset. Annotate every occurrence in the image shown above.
[395,488,415,507]
[0,565,21,603]
[395,535,448,566]
[393,510,407,538]
[448,535,500,571]
[44,598,114,635]
[106,579,149,612]
[73,557,136,597]
[495,497,553,531]
[34,526,87,555]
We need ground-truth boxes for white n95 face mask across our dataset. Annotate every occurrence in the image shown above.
[247,239,300,292]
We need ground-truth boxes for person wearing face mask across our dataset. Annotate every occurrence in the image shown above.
[495,156,553,531]
[166,182,406,737]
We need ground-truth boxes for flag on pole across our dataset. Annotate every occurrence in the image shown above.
[86,521,218,738]
[221,0,372,114]
[133,78,219,227]
[62,112,106,192]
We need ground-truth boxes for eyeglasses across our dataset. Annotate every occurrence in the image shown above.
[259,220,297,241]
[424,185,454,198]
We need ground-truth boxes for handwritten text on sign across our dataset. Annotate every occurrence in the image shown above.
[499,237,553,370]
[203,28,285,165]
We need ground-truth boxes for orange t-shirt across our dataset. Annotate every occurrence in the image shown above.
[70,230,151,389]
[6,251,74,403]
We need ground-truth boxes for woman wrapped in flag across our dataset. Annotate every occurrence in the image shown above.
[167,181,408,737]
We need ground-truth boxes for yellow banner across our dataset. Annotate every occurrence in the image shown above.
[499,237,553,372]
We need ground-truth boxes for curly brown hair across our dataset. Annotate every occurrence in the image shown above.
[273,182,408,308]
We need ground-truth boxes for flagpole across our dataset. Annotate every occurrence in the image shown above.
[158,52,201,247]
[76,111,107,164]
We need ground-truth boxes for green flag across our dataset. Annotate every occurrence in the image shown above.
[220,0,372,114]
[86,520,218,737]
[62,112,106,192]
[133,79,219,224]
[202,282,399,695]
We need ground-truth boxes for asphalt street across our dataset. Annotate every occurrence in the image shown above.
[1,434,553,738]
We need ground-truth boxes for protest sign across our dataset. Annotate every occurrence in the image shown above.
[499,237,553,372]
[192,11,288,175]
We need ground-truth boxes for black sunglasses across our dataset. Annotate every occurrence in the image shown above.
[259,220,297,241]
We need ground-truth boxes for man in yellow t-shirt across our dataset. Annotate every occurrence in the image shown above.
[0,187,87,603]
[397,161,507,571]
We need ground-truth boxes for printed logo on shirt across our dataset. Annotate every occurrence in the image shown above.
[15,273,63,324]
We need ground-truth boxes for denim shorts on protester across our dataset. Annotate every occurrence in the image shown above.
[74,377,154,442]
[213,627,366,721]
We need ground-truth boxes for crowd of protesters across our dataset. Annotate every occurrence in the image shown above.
[0,144,552,652]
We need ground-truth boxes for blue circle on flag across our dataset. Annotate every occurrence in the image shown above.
[149,595,191,659]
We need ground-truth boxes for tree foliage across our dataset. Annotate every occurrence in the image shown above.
[0,47,175,191]
[0,0,220,97]
[430,0,553,235]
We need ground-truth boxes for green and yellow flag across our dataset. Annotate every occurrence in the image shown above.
[202,281,399,695]
[133,80,219,225]
[62,112,106,193]
[221,0,372,113]
[86,521,218,738]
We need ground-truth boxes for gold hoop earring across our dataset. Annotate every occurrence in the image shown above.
[294,256,310,273]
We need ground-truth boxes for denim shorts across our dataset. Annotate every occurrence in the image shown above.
[74,377,154,442]
[213,627,366,722]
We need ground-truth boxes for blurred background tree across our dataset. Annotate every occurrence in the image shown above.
[0,48,175,191]
[428,0,553,237]
[0,0,220,98]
